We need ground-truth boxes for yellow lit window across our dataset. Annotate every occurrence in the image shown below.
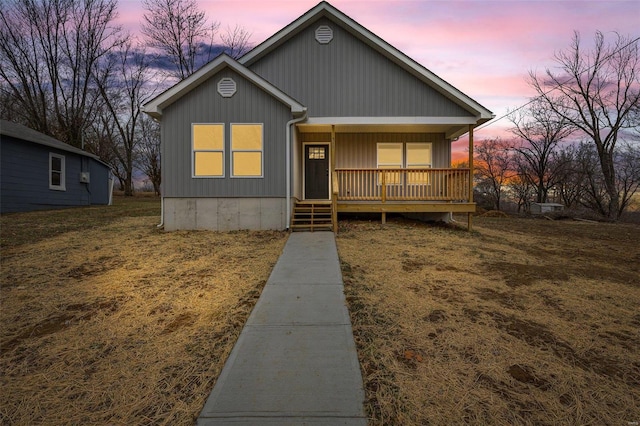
[193,124,224,177]
[231,124,263,177]
[406,143,432,184]
[377,143,402,184]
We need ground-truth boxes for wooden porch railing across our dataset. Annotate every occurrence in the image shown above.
[335,168,470,202]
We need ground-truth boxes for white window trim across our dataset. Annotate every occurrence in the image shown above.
[231,123,264,179]
[192,123,225,178]
[406,142,433,185]
[376,142,403,185]
[49,153,66,191]
[405,142,433,168]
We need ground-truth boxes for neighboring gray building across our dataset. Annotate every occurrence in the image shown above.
[144,1,494,232]
[0,120,112,213]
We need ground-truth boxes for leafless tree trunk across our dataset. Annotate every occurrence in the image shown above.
[141,0,219,81]
[474,138,514,211]
[0,0,123,148]
[529,31,640,220]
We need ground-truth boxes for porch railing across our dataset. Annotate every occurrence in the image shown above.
[335,168,470,202]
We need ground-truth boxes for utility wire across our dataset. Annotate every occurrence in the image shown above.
[473,34,640,134]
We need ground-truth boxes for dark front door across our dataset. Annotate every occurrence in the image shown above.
[304,145,329,199]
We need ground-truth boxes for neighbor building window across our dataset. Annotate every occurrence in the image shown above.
[231,124,263,177]
[406,143,432,184]
[49,153,66,190]
[193,124,224,177]
[376,143,402,184]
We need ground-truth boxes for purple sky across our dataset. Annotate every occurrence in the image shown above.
[119,0,639,159]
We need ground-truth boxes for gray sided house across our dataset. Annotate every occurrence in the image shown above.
[144,1,494,232]
[0,120,112,213]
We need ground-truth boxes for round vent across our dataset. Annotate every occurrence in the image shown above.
[315,25,333,44]
[217,77,237,98]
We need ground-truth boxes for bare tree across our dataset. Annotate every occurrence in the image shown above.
[509,98,575,203]
[553,145,585,209]
[94,41,157,195]
[141,0,219,80]
[0,0,123,148]
[220,24,253,59]
[529,31,640,220]
[136,115,161,195]
[614,143,640,216]
[474,138,514,211]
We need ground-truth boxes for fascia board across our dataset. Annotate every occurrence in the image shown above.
[142,54,306,118]
[305,116,483,125]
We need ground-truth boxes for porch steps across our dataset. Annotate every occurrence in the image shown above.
[291,201,333,232]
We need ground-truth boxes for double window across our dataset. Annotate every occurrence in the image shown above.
[376,142,432,184]
[192,123,263,178]
[49,153,65,190]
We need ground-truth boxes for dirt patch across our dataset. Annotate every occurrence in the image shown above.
[337,216,640,425]
[0,197,288,425]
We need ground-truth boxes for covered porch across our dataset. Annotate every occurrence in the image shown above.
[292,120,477,232]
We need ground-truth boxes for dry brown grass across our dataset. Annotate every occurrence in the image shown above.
[337,215,640,425]
[1,197,287,425]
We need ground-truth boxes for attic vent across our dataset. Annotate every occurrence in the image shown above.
[217,77,237,98]
[315,25,333,44]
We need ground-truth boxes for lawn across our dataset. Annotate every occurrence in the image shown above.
[0,196,288,424]
[337,215,640,425]
[2,199,639,425]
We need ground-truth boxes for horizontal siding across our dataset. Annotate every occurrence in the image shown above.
[1,137,97,213]
[162,68,292,198]
[299,132,449,168]
[249,17,473,118]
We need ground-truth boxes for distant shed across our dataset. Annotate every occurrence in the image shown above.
[0,120,112,213]
[530,202,564,215]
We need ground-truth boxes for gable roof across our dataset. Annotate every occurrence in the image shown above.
[0,120,105,162]
[240,1,493,124]
[143,54,307,119]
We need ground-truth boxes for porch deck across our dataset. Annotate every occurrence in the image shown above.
[328,168,475,231]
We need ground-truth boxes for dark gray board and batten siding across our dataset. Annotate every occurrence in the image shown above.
[161,68,293,198]
[248,17,475,118]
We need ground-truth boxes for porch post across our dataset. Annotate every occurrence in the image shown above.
[468,125,474,232]
[331,125,337,233]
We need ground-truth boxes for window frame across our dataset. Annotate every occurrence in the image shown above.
[376,142,403,185]
[192,123,225,178]
[230,123,264,178]
[405,142,433,185]
[49,153,66,191]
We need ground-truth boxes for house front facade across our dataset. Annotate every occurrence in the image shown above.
[143,1,493,232]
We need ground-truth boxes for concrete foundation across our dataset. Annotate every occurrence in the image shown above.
[164,198,287,231]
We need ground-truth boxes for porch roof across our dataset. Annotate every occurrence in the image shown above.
[297,116,479,139]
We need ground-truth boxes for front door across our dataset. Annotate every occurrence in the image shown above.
[304,145,329,199]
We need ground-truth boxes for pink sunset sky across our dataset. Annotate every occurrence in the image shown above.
[120,0,639,160]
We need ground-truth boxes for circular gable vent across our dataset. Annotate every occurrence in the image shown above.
[315,25,333,44]
[217,77,237,98]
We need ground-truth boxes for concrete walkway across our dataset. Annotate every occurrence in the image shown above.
[197,232,367,425]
